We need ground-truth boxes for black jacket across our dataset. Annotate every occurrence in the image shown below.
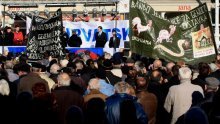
[95,32,107,47]
[109,36,120,48]
[61,32,69,47]
[4,32,14,46]
[68,34,82,47]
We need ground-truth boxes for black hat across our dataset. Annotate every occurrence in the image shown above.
[32,62,44,69]
[102,59,113,70]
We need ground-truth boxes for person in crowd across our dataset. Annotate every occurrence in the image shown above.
[111,59,123,78]
[109,29,120,49]
[13,25,24,45]
[84,98,106,124]
[60,59,69,68]
[177,91,208,124]
[94,68,115,96]
[105,82,148,124]
[66,106,84,124]
[4,26,14,46]
[84,78,107,103]
[4,60,19,82]
[192,62,211,90]
[68,30,82,47]
[17,62,50,95]
[148,69,169,124]
[136,75,157,124]
[61,27,69,48]
[201,77,220,120]
[31,82,58,124]
[52,72,84,124]
[209,55,220,81]
[38,64,55,91]
[49,63,61,83]
[95,26,107,47]
[102,59,122,86]
[164,67,204,124]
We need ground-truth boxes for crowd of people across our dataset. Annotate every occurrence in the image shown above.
[0,49,220,124]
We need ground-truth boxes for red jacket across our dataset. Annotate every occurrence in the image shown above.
[13,31,24,45]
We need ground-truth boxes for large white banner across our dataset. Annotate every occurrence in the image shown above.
[63,20,129,48]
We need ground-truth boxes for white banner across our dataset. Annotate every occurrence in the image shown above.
[63,20,129,48]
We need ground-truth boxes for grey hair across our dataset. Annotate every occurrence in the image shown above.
[179,67,192,80]
[57,73,71,86]
[50,64,61,74]
[0,79,10,96]
[88,78,100,90]
[114,82,132,94]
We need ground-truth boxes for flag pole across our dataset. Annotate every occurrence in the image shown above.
[215,0,219,53]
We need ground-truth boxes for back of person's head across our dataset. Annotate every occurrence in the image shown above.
[66,105,84,124]
[153,59,162,70]
[15,63,31,75]
[88,78,100,90]
[136,76,148,92]
[172,65,181,76]
[134,61,145,72]
[150,70,162,83]
[57,73,71,86]
[166,62,175,73]
[114,82,134,95]
[198,62,211,77]
[50,63,60,74]
[19,54,28,64]
[4,60,14,69]
[205,77,220,91]
[95,68,106,79]
[179,67,192,81]
[60,59,69,68]
[191,91,204,107]
[74,59,84,71]
[85,98,106,124]
[0,79,10,96]
[120,99,138,124]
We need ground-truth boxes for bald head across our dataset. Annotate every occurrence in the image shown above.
[153,59,162,70]
[57,73,71,86]
[166,62,175,73]
[150,70,162,83]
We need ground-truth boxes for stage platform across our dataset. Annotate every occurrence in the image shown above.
[0,46,120,56]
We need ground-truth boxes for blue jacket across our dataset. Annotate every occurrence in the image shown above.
[105,93,148,124]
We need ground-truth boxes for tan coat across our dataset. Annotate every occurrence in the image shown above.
[84,89,107,103]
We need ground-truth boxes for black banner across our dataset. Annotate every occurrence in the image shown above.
[26,9,64,60]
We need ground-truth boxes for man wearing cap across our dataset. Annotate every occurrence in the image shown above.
[67,30,82,47]
[201,77,220,119]
[18,62,50,95]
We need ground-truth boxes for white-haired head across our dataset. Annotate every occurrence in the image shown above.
[50,63,61,74]
[60,59,69,68]
[0,79,10,96]
[88,78,100,90]
[132,17,141,27]
[114,82,134,95]
[57,73,71,86]
[179,67,192,81]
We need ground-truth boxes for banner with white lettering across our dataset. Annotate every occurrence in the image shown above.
[63,20,129,48]
[26,9,64,60]
[130,1,216,64]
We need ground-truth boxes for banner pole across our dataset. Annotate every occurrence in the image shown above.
[215,0,219,53]
[2,4,6,54]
